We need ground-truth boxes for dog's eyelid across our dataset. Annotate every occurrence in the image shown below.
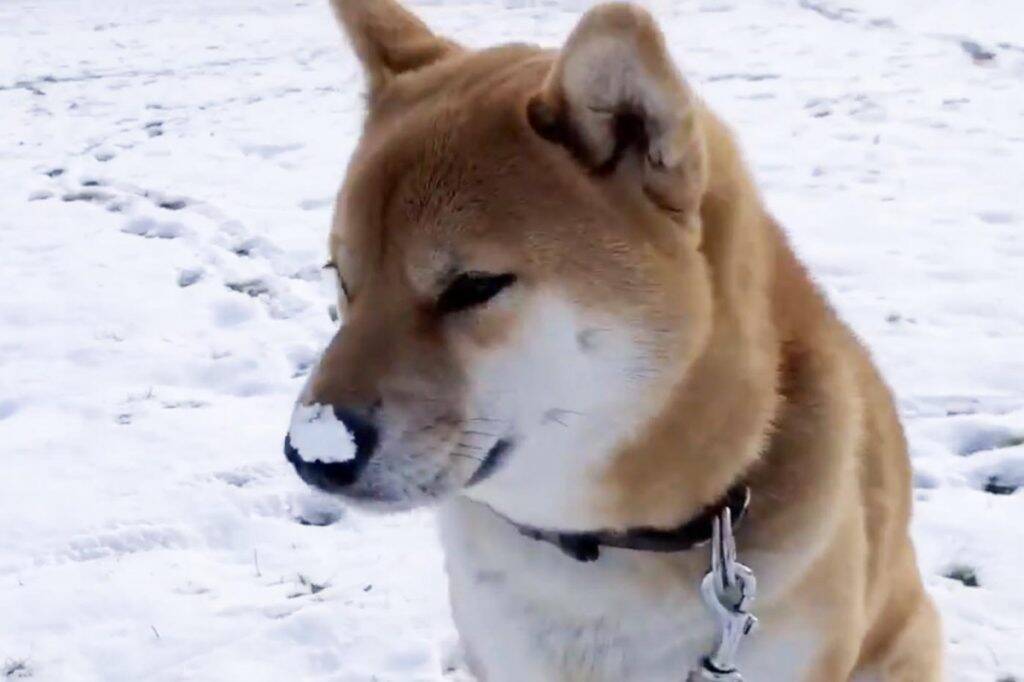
[437,271,517,314]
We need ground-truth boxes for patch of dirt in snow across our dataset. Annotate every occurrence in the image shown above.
[1,0,1022,680]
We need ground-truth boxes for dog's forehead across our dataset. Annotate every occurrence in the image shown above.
[331,47,646,286]
[332,143,529,294]
[337,127,538,264]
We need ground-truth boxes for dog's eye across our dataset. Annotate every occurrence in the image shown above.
[437,272,516,314]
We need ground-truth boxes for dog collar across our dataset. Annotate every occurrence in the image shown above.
[509,484,751,562]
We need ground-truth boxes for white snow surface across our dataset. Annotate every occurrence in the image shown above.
[2,0,1023,680]
[289,404,356,464]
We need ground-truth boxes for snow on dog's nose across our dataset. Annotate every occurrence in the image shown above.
[284,403,379,491]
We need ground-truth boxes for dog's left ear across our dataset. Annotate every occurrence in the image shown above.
[330,0,462,101]
[528,3,707,224]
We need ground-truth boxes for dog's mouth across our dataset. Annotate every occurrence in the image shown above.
[467,438,514,487]
[286,431,514,504]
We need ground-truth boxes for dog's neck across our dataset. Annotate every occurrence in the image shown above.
[598,115,783,531]
[501,483,751,562]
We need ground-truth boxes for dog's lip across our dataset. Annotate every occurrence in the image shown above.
[467,438,513,487]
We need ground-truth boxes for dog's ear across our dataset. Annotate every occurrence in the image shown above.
[330,0,461,100]
[528,3,707,224]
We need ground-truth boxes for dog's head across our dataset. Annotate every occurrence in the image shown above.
[286,0,722,529]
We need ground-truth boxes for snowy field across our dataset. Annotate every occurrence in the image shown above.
[2,0,1023,679]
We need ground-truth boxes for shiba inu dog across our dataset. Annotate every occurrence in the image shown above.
[284,0,943,679]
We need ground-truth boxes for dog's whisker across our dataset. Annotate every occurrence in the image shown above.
[449,451,484,464]
[461,429,500,438]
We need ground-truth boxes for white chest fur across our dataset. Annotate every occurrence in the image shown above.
[438,498,820,682]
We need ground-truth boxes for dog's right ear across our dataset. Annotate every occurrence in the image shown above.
[330,0,461,101]
[528,3,707,226]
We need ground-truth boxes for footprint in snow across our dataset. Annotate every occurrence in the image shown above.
[121,216,185,239]
[982,476,1019,495]
[943,564,980,587]
[212,464,275,488]
[241,142,303,159]
[229,235,279,259]
[953,424,1023,457]
[2,659,31,679]
[294,505,344,527]
[298,197,333,211]
[140,189,189,211]
[286,469,348,527]
[58,523,193,563]
[964,441,1024,495]
[212,297,258,326]
[177,266,204,288]
[225,278,272,298]
[62,188,114,204]
[157,198,188,210]
[977,210,1015,225]
[224,278,308,320]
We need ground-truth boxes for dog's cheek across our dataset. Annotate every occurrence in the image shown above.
[644,251,714,375]
[464,292,645,433]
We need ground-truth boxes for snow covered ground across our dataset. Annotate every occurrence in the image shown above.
[2,0,1023,679]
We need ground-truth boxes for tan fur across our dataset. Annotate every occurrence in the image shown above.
[299,1,942,678]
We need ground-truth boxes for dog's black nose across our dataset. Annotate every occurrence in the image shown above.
[284,406,379,492]
[332,406,379,461]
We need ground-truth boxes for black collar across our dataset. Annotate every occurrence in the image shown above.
[509,485,751,562]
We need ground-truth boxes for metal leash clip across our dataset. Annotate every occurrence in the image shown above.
[695,506,758,682]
